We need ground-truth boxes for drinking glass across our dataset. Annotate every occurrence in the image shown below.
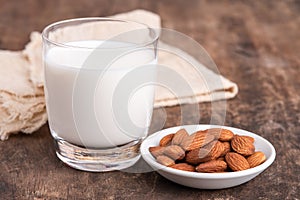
[42,18,158,172]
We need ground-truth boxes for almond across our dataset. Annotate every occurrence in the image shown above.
[171,163,195,172]
[159,133,175,147]
[206,141,224,160]
[196,160,227,173]
[156,155,175,167]
[185,141,224,164]
[149,146,165,158]
[220,142,231,157]
[247,151,266,168]
[225,152,250,171]
[180,131,215,151]
[206,128,234,141]
[185,147,211,165]
[231,135,255,156]
[172,129,189,145]
[163,145,185,160]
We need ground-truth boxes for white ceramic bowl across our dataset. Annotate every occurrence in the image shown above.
[141,125,276,189]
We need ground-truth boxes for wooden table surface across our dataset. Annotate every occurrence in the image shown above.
[1,0,299,199]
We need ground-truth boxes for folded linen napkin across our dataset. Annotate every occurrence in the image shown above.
[0,9,238,140]
[0,51,47,140]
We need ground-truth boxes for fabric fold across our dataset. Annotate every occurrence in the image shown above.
[0,51,47,140]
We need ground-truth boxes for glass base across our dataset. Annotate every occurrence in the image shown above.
[54,138,141,172]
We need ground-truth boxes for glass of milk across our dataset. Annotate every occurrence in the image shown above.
[42,18,158,172]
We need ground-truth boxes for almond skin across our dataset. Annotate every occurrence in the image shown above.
[163,145,185,160]
[231,135,255,156]
[185,147,211,165]
[206,141,224,161]
[156,155,175,167]
[185,141,224,164]
[159,134,175,147]
[220,142,231,157]
[225,152,250,171]
[243,136,255,143]
[172,129,189,145]
[171,163,195,172]
[149,146,165,158]
[247,151,266,168]
[217,157,225,161]
[196,160,227,173]
[206,128,234,141]
[180,131,215,151]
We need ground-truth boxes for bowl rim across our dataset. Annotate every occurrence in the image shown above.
[141,124,276,179]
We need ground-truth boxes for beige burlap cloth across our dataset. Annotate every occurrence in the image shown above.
[0,9,238,140]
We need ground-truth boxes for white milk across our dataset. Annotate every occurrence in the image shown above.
[45,40,156,148]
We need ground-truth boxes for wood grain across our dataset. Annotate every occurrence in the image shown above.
[0,0,299,199]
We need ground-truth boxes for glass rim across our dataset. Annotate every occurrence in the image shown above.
[42,17,159,50]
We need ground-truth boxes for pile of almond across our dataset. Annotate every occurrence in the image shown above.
[149,128,267,173]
